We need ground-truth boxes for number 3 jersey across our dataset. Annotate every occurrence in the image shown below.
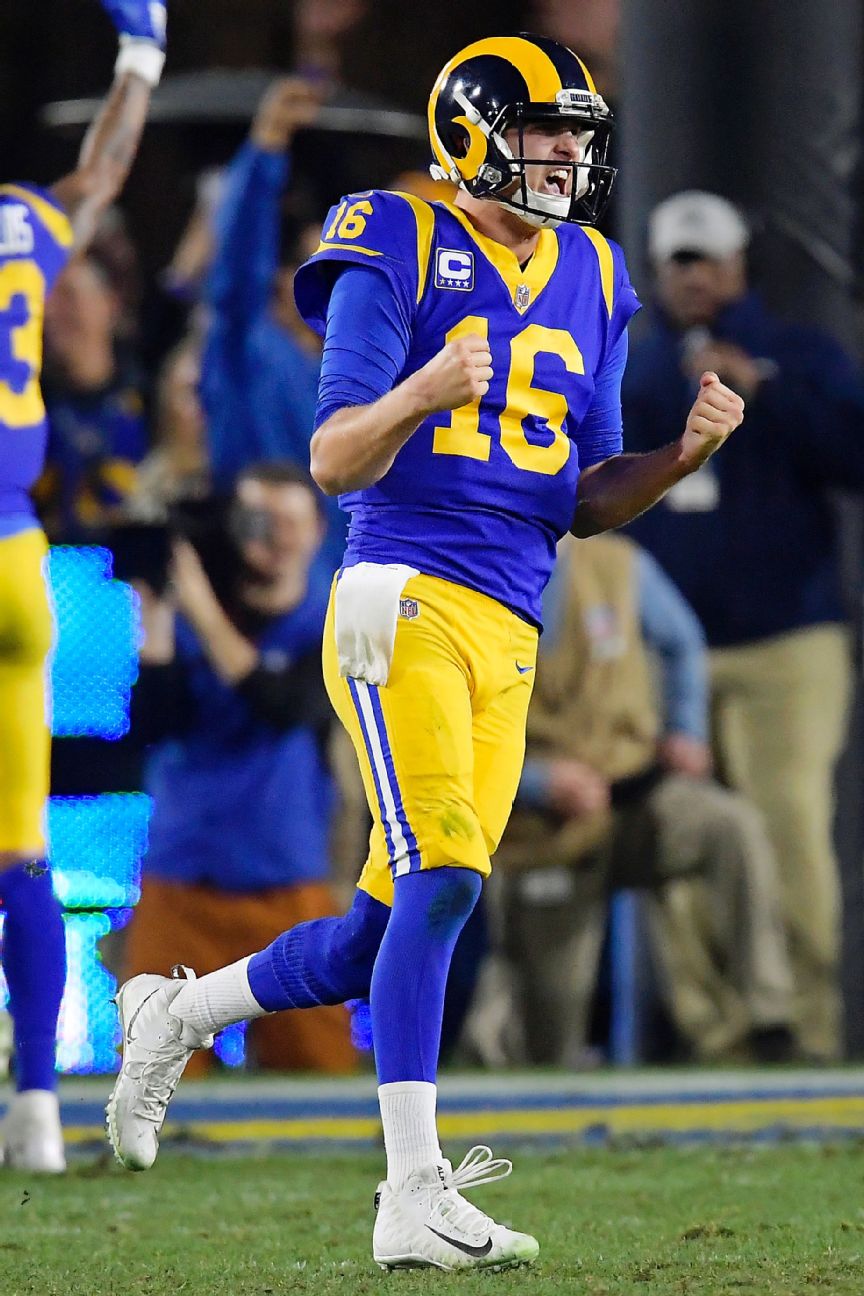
[0,183,74,538]
[295,190,640,627]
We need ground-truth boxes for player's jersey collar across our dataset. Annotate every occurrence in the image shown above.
[438,200,559,315]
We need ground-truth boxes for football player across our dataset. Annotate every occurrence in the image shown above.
[0,0,167,1172]
[107,35,743,1268]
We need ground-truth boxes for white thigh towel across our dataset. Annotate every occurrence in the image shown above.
[334,562,419,686]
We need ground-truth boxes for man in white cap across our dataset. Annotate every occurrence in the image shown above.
[623,189,864,1062]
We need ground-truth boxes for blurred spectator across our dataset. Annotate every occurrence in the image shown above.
[88,205,143,342]
[495,533,795,1066]
[201,77,347,573]
[38,251,148,541]
[623,191,864,1061]
[125,338,211,522]
[292,0,368,83]
[160,169,225,308]
[123,462,355,1074]
[530,0,620,97]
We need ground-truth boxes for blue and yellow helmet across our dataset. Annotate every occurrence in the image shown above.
[428,33,615,229]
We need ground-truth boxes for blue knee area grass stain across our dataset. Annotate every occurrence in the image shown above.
[427,875,479,937]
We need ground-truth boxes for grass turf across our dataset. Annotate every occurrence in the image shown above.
[3,1143,864,1295]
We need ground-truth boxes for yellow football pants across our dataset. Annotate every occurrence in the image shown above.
[0,528,53,855]
[322,571,538,908]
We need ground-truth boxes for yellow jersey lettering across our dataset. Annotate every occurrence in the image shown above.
[432,316,582,476]
[500,324,584,474]
[336,200,374,241]
[324,202,347,241]
[0,260,46,429]
[431,316,491,462]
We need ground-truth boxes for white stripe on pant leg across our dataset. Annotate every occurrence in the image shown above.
[355,681,412,877]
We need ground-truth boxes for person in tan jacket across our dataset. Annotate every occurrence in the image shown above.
[495,532,796,1065]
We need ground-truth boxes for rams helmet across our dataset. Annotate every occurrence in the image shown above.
[428,34,615,229]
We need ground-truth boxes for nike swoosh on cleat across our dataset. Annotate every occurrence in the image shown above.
[124,986,165,1045]
[426,1227,493,1257]
[515,662,534,674]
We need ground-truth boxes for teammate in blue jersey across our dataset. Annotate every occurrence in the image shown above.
[107,35,744,1270]
[0,0,167,1172]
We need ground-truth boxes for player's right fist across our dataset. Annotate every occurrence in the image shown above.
[410,333,494,415]
[101,0,167,48]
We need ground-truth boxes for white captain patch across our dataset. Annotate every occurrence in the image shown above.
[435,247,474,291]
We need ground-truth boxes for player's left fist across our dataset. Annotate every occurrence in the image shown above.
[101,0,167,48]
[679,370,744,471]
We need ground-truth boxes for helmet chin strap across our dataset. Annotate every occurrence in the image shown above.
[493,189,570,229]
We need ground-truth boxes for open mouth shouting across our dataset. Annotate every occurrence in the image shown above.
[540,167,572,197]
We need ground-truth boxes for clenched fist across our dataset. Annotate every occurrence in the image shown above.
[408,333,494,416]
[680,371,745,471]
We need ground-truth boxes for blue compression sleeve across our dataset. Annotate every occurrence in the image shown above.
[576,329,629,468]
[246,887,390,1010]
[314,264,413,429]
[636,547,709,740]
[371,867,481,1084]
[0,864,66,1092]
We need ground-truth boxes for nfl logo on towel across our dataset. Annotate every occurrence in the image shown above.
[435,248,474,291]
[399,597,420,620]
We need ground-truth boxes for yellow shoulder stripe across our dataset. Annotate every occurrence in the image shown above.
[314,242,382,259]
[389,191,435,304]
[0,184,74,250]
[580,226,614,318]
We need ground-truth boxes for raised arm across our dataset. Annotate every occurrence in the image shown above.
[207,78,320,323]
[571,371,744,538]
[50,0,167,250]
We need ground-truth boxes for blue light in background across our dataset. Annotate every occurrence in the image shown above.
[48,546,139,739]
[49,794,151,911]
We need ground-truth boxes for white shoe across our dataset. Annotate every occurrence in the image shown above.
[2,1090,66,1173]
[105,966,212,1171]
[373,1145,539,1271]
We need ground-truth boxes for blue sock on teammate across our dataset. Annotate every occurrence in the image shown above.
[0,864,66,1092]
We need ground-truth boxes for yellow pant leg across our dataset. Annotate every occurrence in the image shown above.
[0,529,53,855]
[471,619,538,856]
[323,573,526,907]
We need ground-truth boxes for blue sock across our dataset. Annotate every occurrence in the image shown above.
[0,863,67,1093]
[247,888,390,1011]
[371,867,482,1084]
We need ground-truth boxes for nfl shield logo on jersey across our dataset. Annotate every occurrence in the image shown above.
[515,283,531,311]
[399,597,420,620]
[435,248,474,291]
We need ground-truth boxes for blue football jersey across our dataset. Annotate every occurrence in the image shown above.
[0,183,74,534]
[295,190,640,626]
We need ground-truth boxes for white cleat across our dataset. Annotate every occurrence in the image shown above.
[105,966,212,1171]
[373,1145,539,1272]
[2,1089,66,1173]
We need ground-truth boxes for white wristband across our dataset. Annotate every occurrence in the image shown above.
[114,36,165,88]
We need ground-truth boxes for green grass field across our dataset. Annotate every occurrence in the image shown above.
[3,1143,864,1295]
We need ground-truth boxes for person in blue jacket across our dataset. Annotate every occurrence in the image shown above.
[122,461,355,1075]
[623,190,864,1061]
[200,78,346,573]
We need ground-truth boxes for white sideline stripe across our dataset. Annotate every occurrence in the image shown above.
[355,681,412,877]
